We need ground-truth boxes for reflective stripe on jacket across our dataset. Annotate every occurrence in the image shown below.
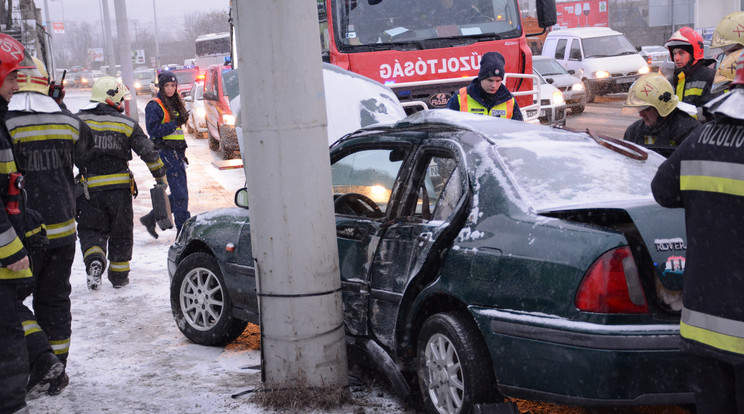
[458,87,515,119]
[153,98,184,142]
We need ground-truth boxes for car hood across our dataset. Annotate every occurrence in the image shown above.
[584,54,647,73]
[541,199,686,290]
[542,73,581,88]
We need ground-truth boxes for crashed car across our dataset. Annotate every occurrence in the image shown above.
[167,110,693,413]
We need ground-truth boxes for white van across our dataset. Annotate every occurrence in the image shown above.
[541,27,649,102]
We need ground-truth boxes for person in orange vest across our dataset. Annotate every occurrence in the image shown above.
[446,51,523,120]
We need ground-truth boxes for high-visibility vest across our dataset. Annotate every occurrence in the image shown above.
[153,98,185,142]
[458,87,515,119]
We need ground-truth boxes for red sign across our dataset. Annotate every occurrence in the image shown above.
[52,22,64,33]
[555,0,608,29]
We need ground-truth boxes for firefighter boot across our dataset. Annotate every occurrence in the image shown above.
[86,259,104,290]
[140,212,158,239]
[46,371,69,396]
[27,351,65,390]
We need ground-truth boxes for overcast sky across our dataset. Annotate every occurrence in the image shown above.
[40,0,229,29]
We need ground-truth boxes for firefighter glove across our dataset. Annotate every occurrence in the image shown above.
[175,111,189,126]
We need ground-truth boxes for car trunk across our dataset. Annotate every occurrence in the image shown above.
[540,203,686,317]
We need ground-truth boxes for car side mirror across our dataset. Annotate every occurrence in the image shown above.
[235,188,249,209]
[203,91,218,101]
[184,96,193,102]
[567,69,576,75]
[546,78,554,84]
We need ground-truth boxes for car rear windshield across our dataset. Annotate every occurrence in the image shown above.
[174,70,197,84]
[582,35,637,58]
[221,69,240,101]
[493,131,664,211]
[533,59,567,76]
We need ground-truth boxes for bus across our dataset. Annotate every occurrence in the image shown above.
[318,0,557,110]
[195,32,232,70]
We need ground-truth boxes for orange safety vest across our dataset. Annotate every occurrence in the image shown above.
[153,98,185,141]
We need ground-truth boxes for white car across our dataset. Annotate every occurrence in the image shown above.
[526,70,567,127]
[533,55,587,114]
[184,82,207,139]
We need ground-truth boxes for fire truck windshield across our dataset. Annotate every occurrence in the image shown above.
[332,0,521,51]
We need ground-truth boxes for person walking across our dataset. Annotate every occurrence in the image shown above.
[665,27,715,108]
[5,57,93,395]
[140,71,189,238]
[622,73,700,157]
[651,53,744,414]
[75,77,167,289]
[446,51,523,120]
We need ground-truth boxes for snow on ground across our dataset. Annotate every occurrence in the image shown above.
[25,91,406,414]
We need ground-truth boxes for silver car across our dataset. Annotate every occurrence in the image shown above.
[184,82,208,139]
[533,55,587,114]
[640,45,669,71]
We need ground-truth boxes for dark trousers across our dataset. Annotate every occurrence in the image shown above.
[0,284,28,414]
[77,189,133,283]
[689,352,744,413]
[159,149,190,231]
[29,243,75,365]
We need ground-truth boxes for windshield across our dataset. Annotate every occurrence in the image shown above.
[134,71,153,80]
[582,35,637,58]
[642,46,667,54]
[221,69,240,101]
[494,132,664,211]
[331,0,521,51]
[533,59,567,76]
[174,71,196,84]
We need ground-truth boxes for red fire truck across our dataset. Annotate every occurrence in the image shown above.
[318,0,557,110]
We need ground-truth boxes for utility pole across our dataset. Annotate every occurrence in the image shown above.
[42,0,55,77]
[113,0,137,121]
[101,0,115,75]
[233,0,348,390]
[152,0,159,69]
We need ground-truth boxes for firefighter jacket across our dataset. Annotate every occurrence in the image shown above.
[623,108,701,150]
[670,61,715,108]
[5,92,93,248]
[651,116,744,364]
[446,80,524,120]
[0,99,31,282]
[145,95,187,151]
[76,104,165,193]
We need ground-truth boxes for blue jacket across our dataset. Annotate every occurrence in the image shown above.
[446,80,523,121]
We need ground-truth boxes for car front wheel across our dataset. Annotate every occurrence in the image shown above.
[170,252,247,346]
[417,312,500,414]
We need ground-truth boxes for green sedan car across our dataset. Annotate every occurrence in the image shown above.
[167,110,693,413]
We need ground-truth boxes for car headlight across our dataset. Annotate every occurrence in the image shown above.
[134,81,141,89]
[222,114,235,125]
[552,90,565,106]
[196,107,206,117]
[81,77,88,84]
[638,66,651,75]
[595,70,610,79]
[572,82,584,91]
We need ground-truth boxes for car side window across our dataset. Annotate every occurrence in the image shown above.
[331,148,405,217]
[414,155,462,221]
[555,39,567,60]
[569,39,582,60]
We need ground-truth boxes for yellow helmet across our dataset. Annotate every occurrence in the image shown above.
[90,76,130,108]
[717,50,744,82]
[17,57,49,95]
[711,11,744,49]
[622,73,678,117]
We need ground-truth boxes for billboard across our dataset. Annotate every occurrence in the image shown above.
[87,48,104,62]
[555,0,609,29]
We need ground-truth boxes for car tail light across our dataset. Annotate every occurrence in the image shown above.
[575,247,648,313]
[222,114,235,125]
[647,57,652,65]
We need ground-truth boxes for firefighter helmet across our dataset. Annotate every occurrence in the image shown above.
[0,34,35,87]
[731,51,744,89]
[717,50,744,82]
[623,73,679,117]
[90,76,129,110]
[17,57,50,95]
[711,11,744,49]
[665,27,705,64]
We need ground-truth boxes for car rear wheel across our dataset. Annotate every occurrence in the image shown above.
[417,312,500,414]
[571,105,585,114]
[170,252,247,346]
[185,119,195,134]
[208,129,220,151]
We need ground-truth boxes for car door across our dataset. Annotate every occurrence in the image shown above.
[565,38,584,77]
[331,142,413,336]
[365,139,469,350]
[204,68,219,137]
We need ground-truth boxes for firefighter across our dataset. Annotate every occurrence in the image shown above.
[140,71,190,238]
[622,73,700,157]
[75,77,167,289]
[5,57,94,395]
[664,27,715,108]
[710,11,744,57]
[651,53,744,414]
[446,51,524,120]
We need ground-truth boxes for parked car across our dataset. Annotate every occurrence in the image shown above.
[639,45,669,72]
[532,55,586,114]
[542,27,650,102]
[133,69,156,95]
[167,109,693,413]
[203,64,240,159]
[184,81,207,139]
[526,70,566,127]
